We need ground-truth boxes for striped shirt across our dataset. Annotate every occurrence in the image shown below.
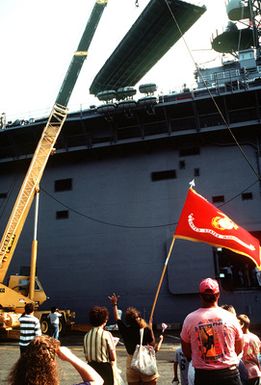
[19,313,42,347]
[84,327,115,363]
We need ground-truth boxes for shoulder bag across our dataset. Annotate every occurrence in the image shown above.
[130,328,157,376]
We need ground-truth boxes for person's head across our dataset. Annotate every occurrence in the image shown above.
[199,278,220,306]
[125,306,147,328]
[24,302,35,314]
[237,313,250,332]
[221,304,236,315]
[89,306,109,327]
[8,335,60,385]
[51,306,57,313]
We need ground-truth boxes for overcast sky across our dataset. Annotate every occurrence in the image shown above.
[0,0,228,121]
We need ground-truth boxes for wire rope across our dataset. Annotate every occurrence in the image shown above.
[41,179,259,229]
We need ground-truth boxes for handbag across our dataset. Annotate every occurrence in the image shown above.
[130,328,157,376]
[113,365,126,385]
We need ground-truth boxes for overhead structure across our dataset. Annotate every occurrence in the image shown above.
[89,0,206,95]
[212,0,261,54]
[226,0,252,20]
[212,23,255,53]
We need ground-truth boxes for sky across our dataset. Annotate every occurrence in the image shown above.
[0,0,229,122]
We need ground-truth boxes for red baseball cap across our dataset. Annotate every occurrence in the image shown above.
[199,278,220,294]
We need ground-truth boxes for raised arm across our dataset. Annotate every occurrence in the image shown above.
[57,346,103,385]
[108,293,120,321]
[154,334,164,352]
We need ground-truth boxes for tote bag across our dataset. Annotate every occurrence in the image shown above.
[130,328,157,376]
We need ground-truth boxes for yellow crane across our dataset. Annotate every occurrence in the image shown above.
[0,0,108,335]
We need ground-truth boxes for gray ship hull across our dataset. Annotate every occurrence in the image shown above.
[1,85,261,326]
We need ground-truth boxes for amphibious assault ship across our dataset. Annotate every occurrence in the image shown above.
[0,0,261,327]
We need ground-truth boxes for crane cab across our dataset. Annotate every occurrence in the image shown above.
[7,274,47,307]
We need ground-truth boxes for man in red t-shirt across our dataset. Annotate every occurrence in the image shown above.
[180,277,244,385]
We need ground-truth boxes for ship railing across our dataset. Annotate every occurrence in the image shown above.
[199,68,241,83]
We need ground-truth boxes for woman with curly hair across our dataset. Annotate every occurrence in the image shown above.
[108,293,159,385]
[83,306,116,385]
[8,335,103,385]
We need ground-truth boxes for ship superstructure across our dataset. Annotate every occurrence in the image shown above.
[196,0,261,89]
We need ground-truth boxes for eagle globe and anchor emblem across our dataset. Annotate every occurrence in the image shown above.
[211,213,239,231]
[188,211,256,252]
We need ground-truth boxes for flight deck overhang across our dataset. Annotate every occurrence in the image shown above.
[89,0,206,95]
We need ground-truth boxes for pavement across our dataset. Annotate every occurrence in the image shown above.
[0,333,180,385]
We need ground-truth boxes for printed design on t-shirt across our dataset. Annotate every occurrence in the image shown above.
[244,339,260,365]
[195,318,226,362]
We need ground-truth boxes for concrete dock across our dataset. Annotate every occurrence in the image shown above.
[0,333,180,384]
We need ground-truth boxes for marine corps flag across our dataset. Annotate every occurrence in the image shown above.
[175,186,261,269]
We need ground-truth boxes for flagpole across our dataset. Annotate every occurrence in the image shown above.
[149,236,176,325]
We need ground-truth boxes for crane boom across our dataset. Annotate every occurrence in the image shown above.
[0,0,108,283]
[56,0,108,106]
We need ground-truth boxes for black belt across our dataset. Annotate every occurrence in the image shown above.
[195,365,238,373]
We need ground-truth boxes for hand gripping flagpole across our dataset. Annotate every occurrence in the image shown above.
[149,236,176,325]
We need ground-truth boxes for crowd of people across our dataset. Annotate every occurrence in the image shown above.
[178,278,261,385]
[6,277,261,385]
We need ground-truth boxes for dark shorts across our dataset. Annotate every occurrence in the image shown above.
[195,367,242,385]
[246,379,260,385]
[88,361,113,385]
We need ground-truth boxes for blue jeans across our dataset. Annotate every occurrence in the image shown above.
[51,324,59,339]
[195,367,242,385]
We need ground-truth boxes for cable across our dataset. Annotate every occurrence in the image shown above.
[163,0,261,183]
[41,178,259,229]
[217,179,259,207]
[41,187,175,229]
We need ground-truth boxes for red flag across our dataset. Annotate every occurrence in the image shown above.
[175,187,261,269]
